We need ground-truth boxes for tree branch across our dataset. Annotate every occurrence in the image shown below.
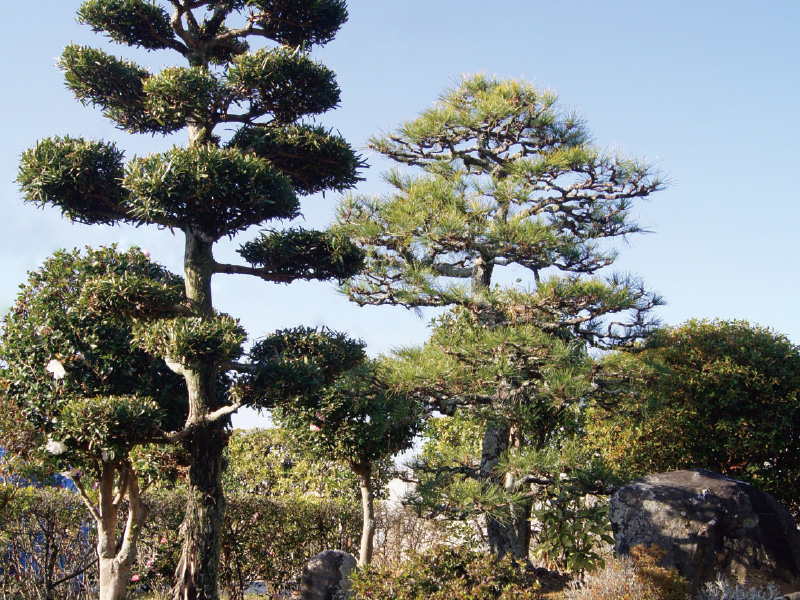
[213,261,293,283]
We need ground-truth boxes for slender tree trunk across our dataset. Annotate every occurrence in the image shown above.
[173,232,227,600]
[88,465,150,600]
[480,420,528,560]
[352,461,376,567]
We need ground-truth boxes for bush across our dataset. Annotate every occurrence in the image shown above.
[563,545,688,600]
[697,576,781,600]
[0,484,96,600]
[132,489,361,599]
[587,320,800,516]
[351,545,542,600]
[0,482,362,599]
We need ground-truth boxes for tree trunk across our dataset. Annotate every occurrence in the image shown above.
[352,461,376,567]
[480,420,529,560]
[172,232,227,600]
[172,420,227,600]
[89,464,150,600]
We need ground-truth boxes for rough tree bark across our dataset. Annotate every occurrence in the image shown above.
[172,233,227,600]
[480,421,530,560]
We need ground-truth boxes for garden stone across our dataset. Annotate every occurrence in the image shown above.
[610,470,800,595]
[298,550,357,600]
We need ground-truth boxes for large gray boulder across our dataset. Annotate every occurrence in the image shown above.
[298,550,357,600]
[610,470,800,595]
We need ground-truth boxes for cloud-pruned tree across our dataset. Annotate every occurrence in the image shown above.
[16,2,364,598]
[274,355,423,566]
[0,246,187,600]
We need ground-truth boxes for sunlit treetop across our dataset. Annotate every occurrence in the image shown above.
[18,0,363,257]
[336,74,664,347]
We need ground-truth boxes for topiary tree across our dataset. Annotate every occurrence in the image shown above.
[586,319,800,515]
[16,2,364,598]
[0,246,187,600]
[335,74,664,558]
[274,358,424,566]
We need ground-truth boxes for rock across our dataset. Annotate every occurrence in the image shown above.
[298,550,357,600]
[610,470,800,595]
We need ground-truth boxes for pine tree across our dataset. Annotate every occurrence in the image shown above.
[17,2,363,598]
[335,74,664,559]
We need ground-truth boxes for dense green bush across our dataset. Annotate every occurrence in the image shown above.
[587,320,800,515]
[130,489,361,598]
[350,545,542,600]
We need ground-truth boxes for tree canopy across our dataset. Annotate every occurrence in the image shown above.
[0,246,187,600]
[586,319,800,516]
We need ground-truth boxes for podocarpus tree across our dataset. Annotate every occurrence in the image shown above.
[274,356,423,566]
[17,2,363,598]
[0,246,187,600]
[335,74,664,559]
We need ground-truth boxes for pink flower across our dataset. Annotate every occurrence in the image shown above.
[160,536,168,544]
[130,574,140,582]
[310,424,321,432]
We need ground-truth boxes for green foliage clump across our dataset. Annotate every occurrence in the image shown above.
[18,136,128,225]
[222,428,362,499]
[531,476,614,574]
[229,124,364,194]
[275,360,423,468]
[125,146,298,240]
[238,227,364,283]
[134,314,247,367]
[350,545,542,600]
[78,0,176,50]
[227,47,340,122]
[241,326,366,408]
[587,319,800,515]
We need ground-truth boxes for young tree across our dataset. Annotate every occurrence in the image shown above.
[274,358,423,566]
[336,74,664,558]
[586,319,800,516]
[17,2,363,598]
[0,246,186,600]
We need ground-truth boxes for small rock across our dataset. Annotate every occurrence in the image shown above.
[298,550,357,600]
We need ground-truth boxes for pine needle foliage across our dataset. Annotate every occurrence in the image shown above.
[336,74,664,559]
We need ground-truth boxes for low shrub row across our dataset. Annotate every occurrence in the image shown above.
[0,484,360,600]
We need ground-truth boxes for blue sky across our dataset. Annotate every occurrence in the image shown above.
[1,2,798,426]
